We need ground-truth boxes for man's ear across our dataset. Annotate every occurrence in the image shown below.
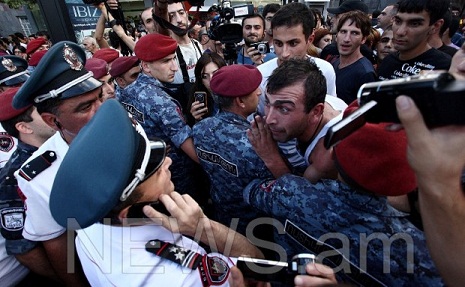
[308,28,315,43]
[15,121,33,135]
[429,19,444,35]
[235,97,246,108]
[141,61,151,74]
[40,112,60,131]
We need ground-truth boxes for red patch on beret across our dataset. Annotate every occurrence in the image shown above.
[93,48,119,64]
[85,58,108,79]
[0,87,32,121]
[334,100,417,196]
[28,50,47,67]
[109,56,139,78]
[210,64,262,97]
[26,38,46,55]
[134,34,177,62]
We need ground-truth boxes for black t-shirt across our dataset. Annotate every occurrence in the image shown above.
[377,48,451,81]
[438,44,458,57]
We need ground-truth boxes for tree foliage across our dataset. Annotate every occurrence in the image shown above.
[0,0,37,10]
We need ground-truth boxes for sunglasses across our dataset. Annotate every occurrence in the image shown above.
[120,122,167,201]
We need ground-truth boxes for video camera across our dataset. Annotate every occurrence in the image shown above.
[236,254,315,286]
[324,72,465,149]
[208,1,254,44]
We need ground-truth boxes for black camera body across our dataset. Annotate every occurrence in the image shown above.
[236,254,315,286]
[250,42,270,54]
[208,1,254,44]
[358,72,465,128]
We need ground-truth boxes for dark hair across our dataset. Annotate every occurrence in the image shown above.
[311,8,322,27]
[36,97,62,116]
[267,58,326,113]
[14,32,25,40]
[1,106,34,138]
[397,0,450,25]
[216,95,235,109]
[186,52,226,126]
[109,30,121,49]
[36,30,50,40]
[448,16,460,38]
[271,2,315,39]
[14,45,26,53]
[372,10,382,18]
[104,183,144,225]
[337,10,372,38]
[262,3,281,17]
[439,9,451,36]
[241,14,266,30]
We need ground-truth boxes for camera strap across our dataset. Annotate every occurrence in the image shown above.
[176,40,202,83]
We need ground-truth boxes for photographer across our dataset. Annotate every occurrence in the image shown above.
[236,14,276,65]
[153,0,203,114]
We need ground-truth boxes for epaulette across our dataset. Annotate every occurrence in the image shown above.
[18,150,57,181]
[146,239,230,286]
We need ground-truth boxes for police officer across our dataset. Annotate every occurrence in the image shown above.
[243,102,444,285]
[192,65,284,237]
[12,41,103,286]
[0,55,30,170]
[108,55,140,96]
[49,99,263,286]
[121,33,201,200]
[0,87,57,285]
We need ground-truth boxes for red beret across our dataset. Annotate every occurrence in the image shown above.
[334,101,416,197]
[0,87,32,121]
[28,50,47,67]
[134,34,177,62]
[93,48,120,64]
[210,65,262,97]
[26,38,46,55]
[109,56,139,78]
[85,58,108,79]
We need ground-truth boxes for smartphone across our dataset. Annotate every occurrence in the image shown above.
[127,201,170,219]
[324,101,377,149]
[236,257,290,285]
[194,91,207,105]
[357,72,465,128]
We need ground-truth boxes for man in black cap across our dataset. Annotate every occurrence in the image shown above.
[320,0,375,65]
[49,99,263,286]
[12,41,103,286]
[0,55,30,172]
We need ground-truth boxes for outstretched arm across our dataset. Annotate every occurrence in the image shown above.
[396,95,465,286]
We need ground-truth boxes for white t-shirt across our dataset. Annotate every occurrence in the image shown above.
[15,133,68,241]
[76,223,234,286]
[173,39,203,84]
[256,56,337,116]
[303,96,347,166]
[0,125,17,170]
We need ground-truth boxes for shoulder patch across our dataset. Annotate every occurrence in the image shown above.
[259,179,276,192]
[1,207,24,231]
[0,132,14,153]
[199,256,230,286]
[18,150,57,181]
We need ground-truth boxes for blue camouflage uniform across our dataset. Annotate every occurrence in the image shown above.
[119,72,197,197]
[0,141,38,255]
[243,174,444,286]
[192,111,273,234]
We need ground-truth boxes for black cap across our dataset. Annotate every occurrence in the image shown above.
[327,0,369,15]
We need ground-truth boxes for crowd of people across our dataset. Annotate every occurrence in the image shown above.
[1,0,465,286]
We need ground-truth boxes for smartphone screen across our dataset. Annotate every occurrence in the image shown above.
[236,257,290,285]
